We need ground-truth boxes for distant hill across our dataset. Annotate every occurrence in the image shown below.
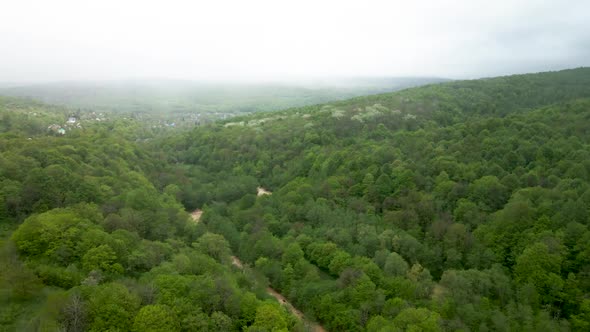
[0,77,448,115]
[216,67,590,133]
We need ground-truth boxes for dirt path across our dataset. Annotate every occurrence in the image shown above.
[257,187,272,196]
[230,256,325,332]
[190,209,203,223]
[231,255,243,268]
[266,287,305,320]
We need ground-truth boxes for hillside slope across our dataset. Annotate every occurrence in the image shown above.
[2,68,590,331]
[154,68,590,331]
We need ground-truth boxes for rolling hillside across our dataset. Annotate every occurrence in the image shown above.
[156,67,590,331]
[2,68,590,331]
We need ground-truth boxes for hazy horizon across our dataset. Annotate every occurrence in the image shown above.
[1,0,589,83]
[0,75,451,88]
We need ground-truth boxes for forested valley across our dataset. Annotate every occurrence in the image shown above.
[2,68,590,331]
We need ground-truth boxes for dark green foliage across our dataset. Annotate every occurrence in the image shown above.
[2,68,590,331]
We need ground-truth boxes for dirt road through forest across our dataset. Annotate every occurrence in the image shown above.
[230,255,325,332]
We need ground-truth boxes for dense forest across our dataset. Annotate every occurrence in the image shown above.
[2,68,590,331]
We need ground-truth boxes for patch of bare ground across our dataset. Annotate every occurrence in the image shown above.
[190,209,203,223]
[231,255,243,268]
[257,187,272,196]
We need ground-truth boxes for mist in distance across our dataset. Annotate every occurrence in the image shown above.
[1,0,589,84]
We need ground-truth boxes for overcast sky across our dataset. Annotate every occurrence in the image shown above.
[1,0,589,83]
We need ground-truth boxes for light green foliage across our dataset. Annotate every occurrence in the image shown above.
[194,232,231,263]
[82,245,123,274]
[571,299,590,331]
[329,250,353,275]
[366,315,396,332]
[86,282,141,332]
[11,209,88,258]
[282,242,305,266]
[133,304,180,332]
[209,311,233,331]
[514,242,564,303]
[248,302,289,332]
[392,308,441,331]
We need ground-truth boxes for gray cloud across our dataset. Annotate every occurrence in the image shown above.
[0,0,588,82]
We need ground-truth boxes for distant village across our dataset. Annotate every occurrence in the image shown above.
[47,111,106,135]
[46,108,247,136]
